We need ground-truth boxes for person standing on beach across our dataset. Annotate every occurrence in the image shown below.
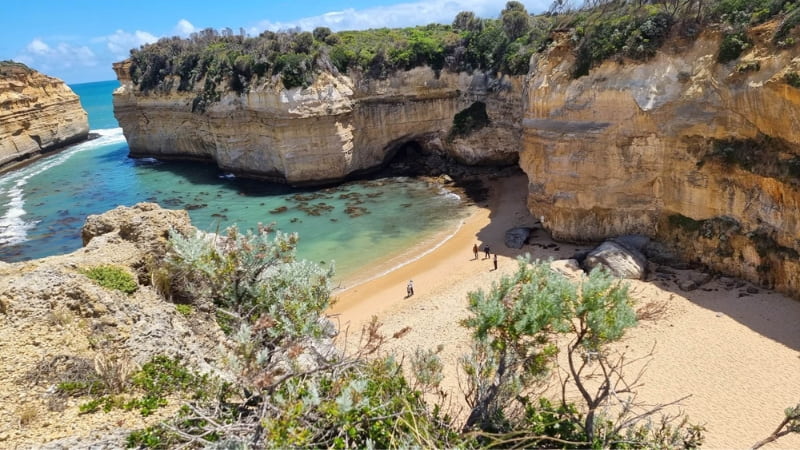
[407,280,414,297]
[484,245,491,259]
[472,243,479,260]
[493,253,498,271]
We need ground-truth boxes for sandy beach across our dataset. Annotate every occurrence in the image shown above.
[328,173,800,449]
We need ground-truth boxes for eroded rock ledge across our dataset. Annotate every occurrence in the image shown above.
[112,62,522,186]
[0,62,89,171]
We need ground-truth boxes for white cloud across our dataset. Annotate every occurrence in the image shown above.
[251,0,551,33]
[104,29,158,59]
[15,38,97,72]
[27,38,50,54]
[174,19,197,37]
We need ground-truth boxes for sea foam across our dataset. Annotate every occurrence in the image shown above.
[0,128,126,245]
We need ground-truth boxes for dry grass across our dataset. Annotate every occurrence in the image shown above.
[47,307,73,327]
[94,353,138,394]
[16,403,38,427]
[636,299,670,323]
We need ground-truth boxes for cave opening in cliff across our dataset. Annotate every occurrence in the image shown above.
[393,140,425,162]
[380,138,438,178]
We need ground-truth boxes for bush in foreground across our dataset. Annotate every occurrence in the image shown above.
[127,228,703,448]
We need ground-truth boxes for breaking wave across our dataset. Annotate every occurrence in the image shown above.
[0,128,125,245]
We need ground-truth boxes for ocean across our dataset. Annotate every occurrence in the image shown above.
[0,80,470,284]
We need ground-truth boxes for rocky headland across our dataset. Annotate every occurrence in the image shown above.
[112,20,800,299]
[0,203,228,447]
[0,62,89,172]
[113,62,522,186]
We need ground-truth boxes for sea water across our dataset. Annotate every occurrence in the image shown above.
[0,80,469,284]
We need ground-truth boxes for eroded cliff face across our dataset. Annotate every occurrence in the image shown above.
[0,63,89,170]
[521,24,800,296]
[112,61,522,186]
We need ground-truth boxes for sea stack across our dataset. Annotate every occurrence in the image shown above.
[0,61,89,171]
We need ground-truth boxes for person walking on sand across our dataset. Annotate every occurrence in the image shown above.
[407,280,414,297]
[484,245,491,259]
[472,243,479,260]
[493,253,498,271]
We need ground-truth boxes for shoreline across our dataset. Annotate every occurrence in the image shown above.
[331,205,476,293]
[326,173,800,449]
[327,174,520,325]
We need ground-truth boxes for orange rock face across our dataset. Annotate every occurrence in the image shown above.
[0,62,89,169]
[521,30,800,297]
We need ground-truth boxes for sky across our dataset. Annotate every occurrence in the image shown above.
[1,0,551,84]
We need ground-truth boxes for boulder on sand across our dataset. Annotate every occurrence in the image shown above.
[583,240,648,279]
[504,227,533,249]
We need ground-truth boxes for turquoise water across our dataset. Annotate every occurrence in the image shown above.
[0,80,468,283]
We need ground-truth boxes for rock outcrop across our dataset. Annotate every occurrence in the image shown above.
[112,62,522,186]
[521,23,800,297]
[583,241,648,280]
[0,203,226,447]
[0,62,89,171]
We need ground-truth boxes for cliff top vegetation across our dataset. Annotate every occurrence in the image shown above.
[0,60,33,77]
[124,0,800,100]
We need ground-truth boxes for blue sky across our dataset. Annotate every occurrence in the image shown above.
[1,0,550,84]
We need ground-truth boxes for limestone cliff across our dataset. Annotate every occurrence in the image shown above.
[0,62,89,170]
[521,23,800,296]
[112,61,522,186]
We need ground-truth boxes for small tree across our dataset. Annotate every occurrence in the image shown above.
[501,1,532,41]
[460,257,702,447]
[752,403,800,449]
[453,11,483,33]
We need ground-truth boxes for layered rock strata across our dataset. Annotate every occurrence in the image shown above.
[521,26,800,296]
[112,61,522,186]
[0,63,89,170]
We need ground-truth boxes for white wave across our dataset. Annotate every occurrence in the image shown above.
[219,173,236,180]
[0,127,126,246]
[438,187,461,201]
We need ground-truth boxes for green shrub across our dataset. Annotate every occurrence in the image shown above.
[275,53,313,89]
[450,101,490,138]
[175,304,193,316]
[786,71,800,88]
[0,60,33,76]
[572,9,673,78]
[165,224,333,337]
[56,380,105,396]
[80,265,138,294]
[126,8,551,100]
[736,60,760,72]
[78,355,211,417]
[459,258,701,447]
[774,4,800,43]
[718,31,751,63]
